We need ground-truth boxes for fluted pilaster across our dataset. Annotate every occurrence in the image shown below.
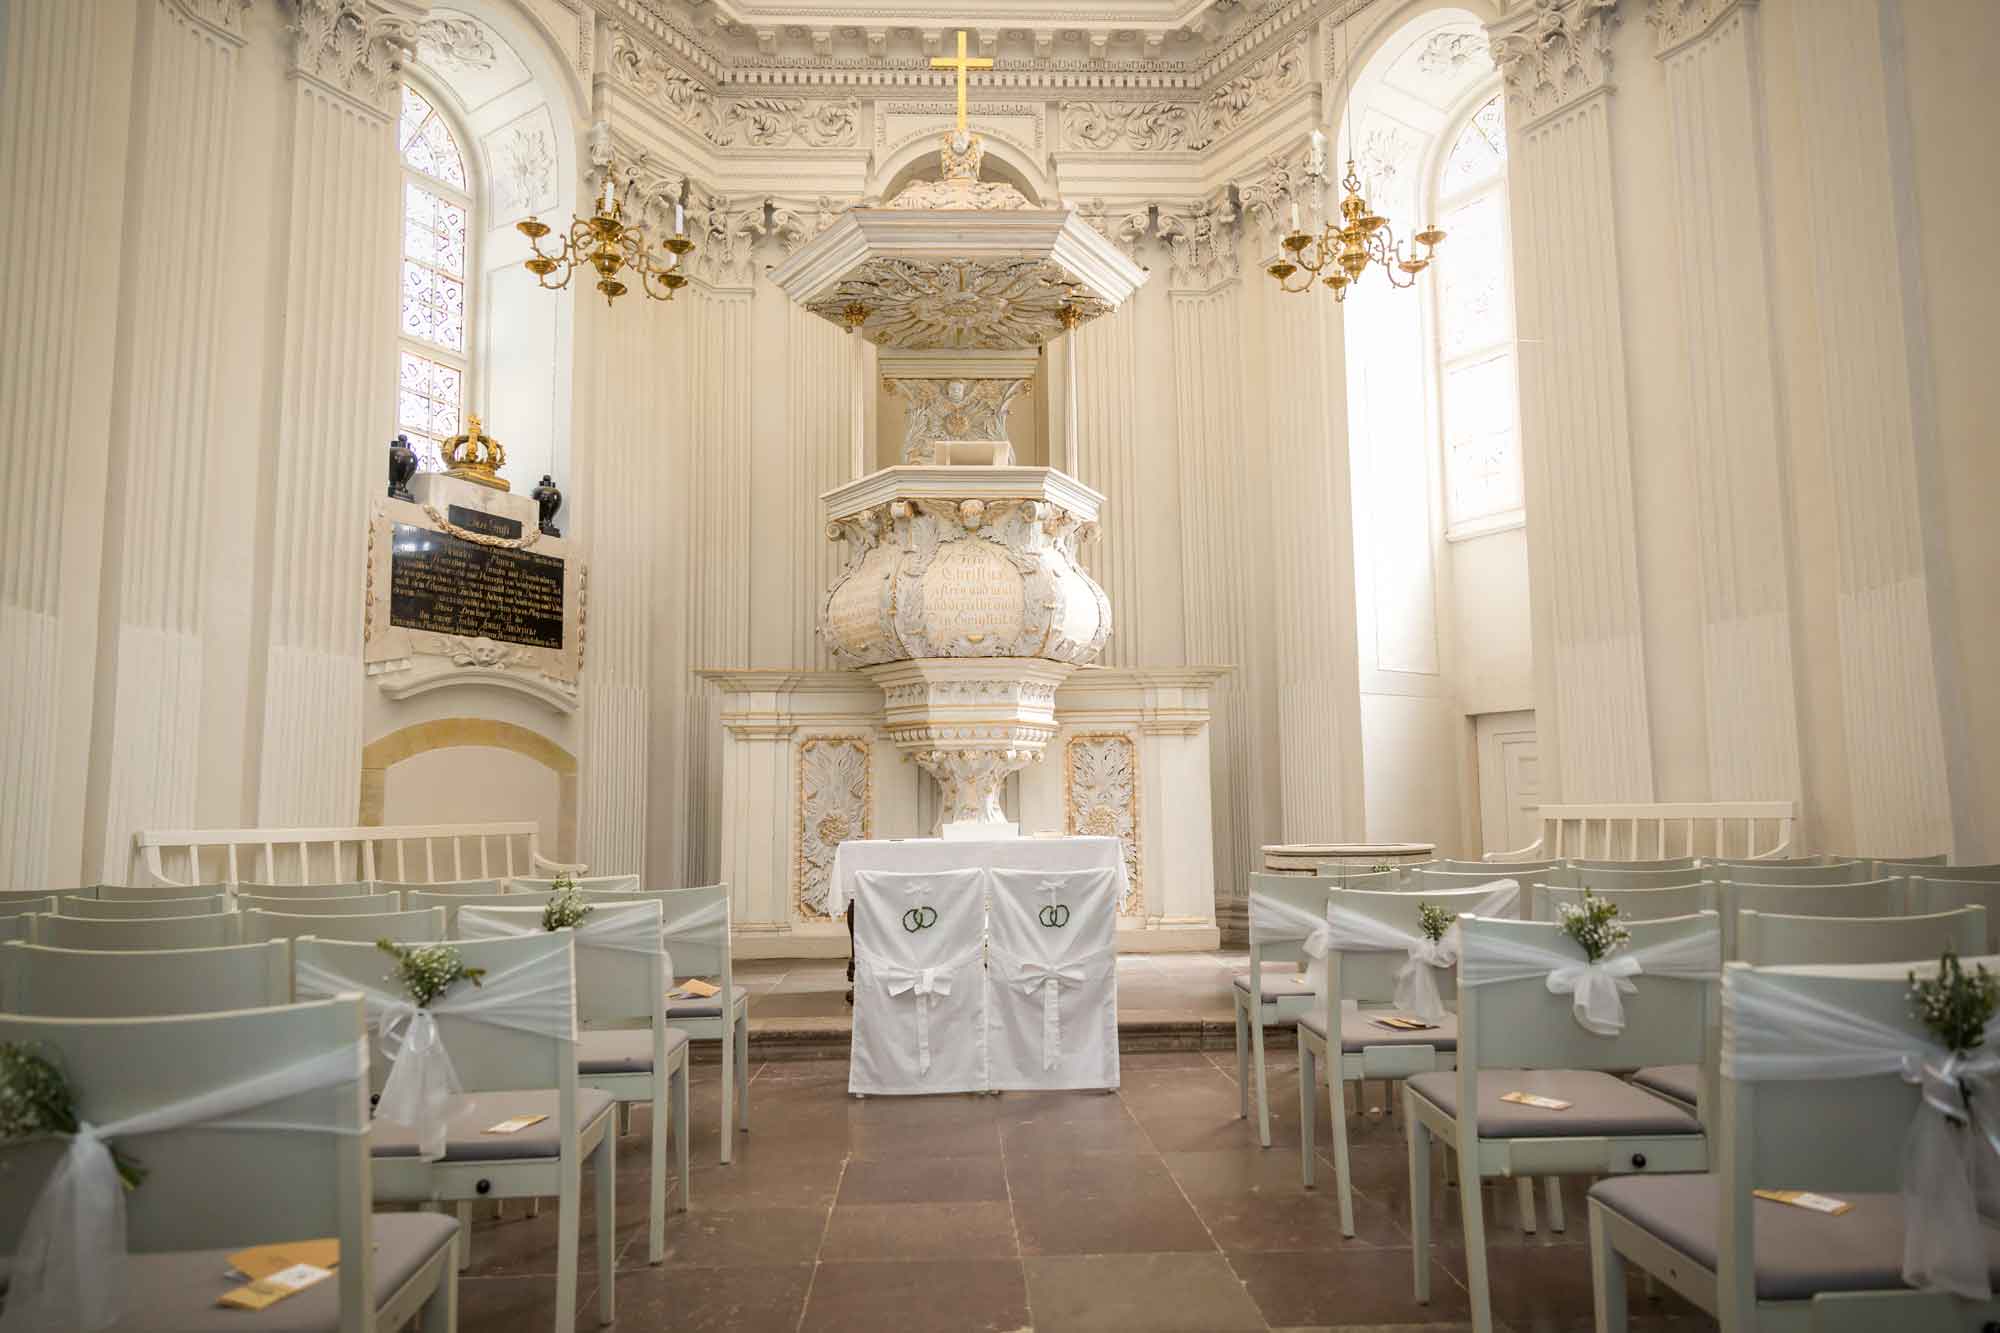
[1790,0,1953,853]
[1651,0,1802,804]
[1257,271,1366,841]
[1072,300,1144,668]
[1170,275,1269,932]
[787,301,854,669]
[93,0,246,877]
[681,281,756,884]
[1490,0,1655,802]
[0,0,101,886]
[256,9,400,826]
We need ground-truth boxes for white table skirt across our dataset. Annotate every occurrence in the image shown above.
[829,835,1129,917]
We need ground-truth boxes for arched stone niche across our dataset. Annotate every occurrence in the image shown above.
[361,718,577,862]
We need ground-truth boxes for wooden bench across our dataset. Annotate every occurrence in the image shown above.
[1485,801,1798,862]
[132,822,584,887]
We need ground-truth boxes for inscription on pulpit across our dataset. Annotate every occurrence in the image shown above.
[922,541,1025,647]
[389,524,564,649]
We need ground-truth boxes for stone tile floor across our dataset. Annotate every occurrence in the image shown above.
[456,1040,1717,1331]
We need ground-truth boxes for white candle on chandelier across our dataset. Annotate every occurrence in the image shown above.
[675,201,685,234]
[1310,128,1327,167]
[601,174,616,213]
[1290,200,1301,232]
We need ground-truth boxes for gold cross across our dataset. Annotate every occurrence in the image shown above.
[930,30,993,132]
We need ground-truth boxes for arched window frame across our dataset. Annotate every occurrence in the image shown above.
[395,75,480,473]
[1427,85,1524,541]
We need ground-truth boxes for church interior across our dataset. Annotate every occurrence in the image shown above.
[0,0,1996,1329]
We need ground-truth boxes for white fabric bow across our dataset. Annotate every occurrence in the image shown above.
[0,1039,368,1333]
[991,947,1114,1070]
[1728,971,2000,1299]
[1458,919,1720,1036]
[296,942,575,1159]
[1322,881,1520,1023]
[867,949,980,1075]
[1248,891,1337,994]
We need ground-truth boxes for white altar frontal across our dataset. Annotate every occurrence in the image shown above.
[696,120,1225,958]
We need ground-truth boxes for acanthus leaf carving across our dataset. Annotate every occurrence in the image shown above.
[1156,193,1238,287]
[1064,733,1142,915]
[1058,34,1305,153]
[289,1,494,116]
[1490,0,1621,124]
[1644,0,1749,53]
[609,25,859,149]
[1074,199,1153,259]
[1235,141,1316,239]
[795,736,871,919]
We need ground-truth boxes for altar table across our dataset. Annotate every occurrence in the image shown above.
[828,834,1130,916]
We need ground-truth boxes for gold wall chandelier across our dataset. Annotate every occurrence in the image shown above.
[518,167,693,307]
[1268,131,1443,301]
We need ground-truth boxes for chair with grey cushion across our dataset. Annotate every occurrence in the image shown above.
[637,885,744,1163]
[375,877,502,895]
[1719,877,1908,959]
[1238,873,1328,1148]
[295,933,614,1333]
[32,910,238,951]
[0,996,458,1332]
[0,939,290,1016]
[59,892,230,919]
[508,874,642,895]
[0,898,54,942]
[460,900,690,1263]
[1572,864,1715,891]
[1535,881,1717,924]
[1910,875,2000,951]
[1736,906,1983,969]
[1302,880,1541,1237]
[1586,959,2000,1332]
[1631,907,1984,1117]
[243,906,446,946]
[1405,912,1721,1333]
[239,879,382,899]
[1711,860,1871,886]
[240,891,405,916]
[403,889,548,933]
[95,880,230,901]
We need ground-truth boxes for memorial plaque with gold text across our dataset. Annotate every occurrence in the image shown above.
[389,523,565,649]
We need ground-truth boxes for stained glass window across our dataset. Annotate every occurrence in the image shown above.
[395,84,473,472]
[1432,93,1522,534]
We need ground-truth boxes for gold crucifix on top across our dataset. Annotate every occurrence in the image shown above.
[930,30,993,132]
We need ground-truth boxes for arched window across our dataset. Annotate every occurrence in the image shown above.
[396,83,473,472]
[1432,92,1522,537]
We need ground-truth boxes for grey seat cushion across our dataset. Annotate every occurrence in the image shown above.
[1405,1069,1702,1137]
[579,1026,690,1074]
[1589,1173,2000,1302]
[1300,1008,1460,1053]
[371,1088,616,1160]
[666,983,746,1020]
[1631,1064,1699,1107]
[1232,971,1315,1001]
[91,1211,458,1332]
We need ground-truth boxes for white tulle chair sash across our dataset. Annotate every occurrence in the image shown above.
[989,944,1117,1070]
[1457,921,1720,1036]
[1726,970,2000,1299]
[1321,881,1520,1022]
[296,943,576,1159]
[1247,890,1334,993]
[855,945,984,1075]
[659,898,729,983]
[0,1038,369,1333]
[459,903,662,956]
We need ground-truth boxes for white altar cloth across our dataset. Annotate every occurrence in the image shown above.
[828,835,1129,917]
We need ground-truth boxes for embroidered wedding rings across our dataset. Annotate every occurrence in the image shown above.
[1038,904,1071,928]
[902,905,939,932]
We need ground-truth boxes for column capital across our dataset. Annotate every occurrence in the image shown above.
[287,1,494,119]
[1646,0,1757,58]
[1488,0,1621,129]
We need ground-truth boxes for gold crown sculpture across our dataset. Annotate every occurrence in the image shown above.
[442,413,508,491]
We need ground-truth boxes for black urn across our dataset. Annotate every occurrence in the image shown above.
[387,433,418,500]
[533,474,563,537]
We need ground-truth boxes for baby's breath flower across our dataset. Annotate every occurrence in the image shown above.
[1557,890,1630,964]
[1910,948,1999,1058]
[376,940,486,1008]
[0,1042,146,1189]
[1417,901,1456,944]
[543,889,594,932]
